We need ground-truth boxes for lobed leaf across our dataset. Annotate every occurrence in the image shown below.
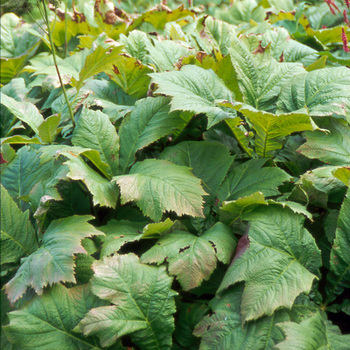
[5,215,104,303]
[114,159,207,222]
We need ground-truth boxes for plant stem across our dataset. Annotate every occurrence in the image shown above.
[64,0,68,58]
[41,0,75,127]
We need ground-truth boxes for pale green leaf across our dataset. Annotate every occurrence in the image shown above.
[150,65,234,128]
[333,167,350,187]
[0,185,38,266]
[108,55,153,98]
[113,159,207,222]
[225,102,314,157]
[277,68,350,122]
[64,155,118,208]
[275,312,350,350]
[141,223,237,290]
[0,93,44,134]
[160,141,234,196]
[147,40,194,71]
[220,192,268,225]
[119,97,183,173]
[218,206,322,322]
[5,215,104,303]
[217,158,291,201]
[142,218,175,239]
[298,118,350,166]
[75,254,177,349]
[228,35,305,112]
[1,135,44,145]
[119,30,151,62]
[37,115,61,144]
[72,109,119,176]
[75,45,124,92]
[3,284,105,350]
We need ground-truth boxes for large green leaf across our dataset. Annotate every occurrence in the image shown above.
[217,158,291,201]
[0,93,44,134]
[74,45,123,92]
[72,109,119,176]
[3,284,106,350]
[108,55,153,98]
[150,65,235,128]
[1,146,54,210]
[277,68,350,122]
[326,188,350,301]
[194,285,319,350]
[228,35,305,112]
[113,159,207,222]
[119,96,183,173]
[5,216,104,303]
[64,155,118,208]
[146,40,194,71]
[160,141,234,196]
[141,223,237,290]
[298,118,350,166]
[0,13,40,84]
[75,254,177,349]
[0,185,38,266]
[99,220,146,257]
[275,312,350,350]
[218,206,322,322]
[224,102,314,157]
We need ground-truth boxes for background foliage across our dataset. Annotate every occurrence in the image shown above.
[1,0,350,349]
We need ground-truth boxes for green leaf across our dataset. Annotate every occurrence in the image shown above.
[72,109,119,176]
[220,192,268,225]
[218,206,322,322]
[1,146,54,210]
[5,215,104,303]
[0,185,38,266]
[0,13,40,84]
[119,30,151,62]
[160,141,234,196]
[64,154,118,208]
[174,303,209,349]
[141,223,237,290]
[298,118,350,166]
[194,285,319,350]
[141,218,175,239]
[99,220,146,257]
[147,40,194,71]
[3,284,105,350]
[150,65,235,128]
[333,167,350,187]
[75,45,123,92]
[217,158,291,201]
[228,35,305,112]
[326,188,350,301]
[113,159,207,222]
[119,97,182,173]
[1,135,44,145]
[0,93,44,134]
[224,102,314,157]
[75,254,177,349]
[37,115,61,144]
[275,312,350,350]
[277,68,350,122]
[108,55,153,98]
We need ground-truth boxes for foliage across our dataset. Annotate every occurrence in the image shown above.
[1,0,350,349]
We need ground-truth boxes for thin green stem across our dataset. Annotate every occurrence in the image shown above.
[40,0,75,127]
[64,0,68,58]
